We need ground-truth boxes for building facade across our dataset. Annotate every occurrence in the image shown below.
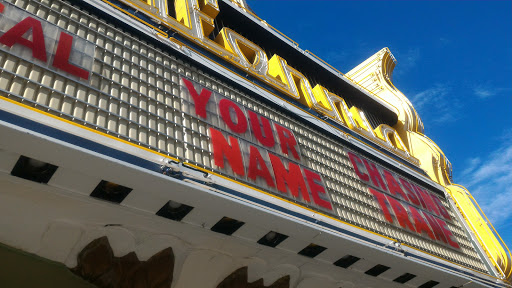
[0,0,510,287]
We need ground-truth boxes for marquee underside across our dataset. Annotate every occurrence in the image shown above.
[0,103,499,288]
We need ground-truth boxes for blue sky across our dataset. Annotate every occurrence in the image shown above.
[246,1,512,251]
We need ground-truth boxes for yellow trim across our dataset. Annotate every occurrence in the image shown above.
[119,0,158,15]
[102,0,168,37]
[449,184,512,282]
[353,72,374,88]
[469,193,512,282]
[467,190,512,263]
[305,49,398,115]
[0,95,180,163]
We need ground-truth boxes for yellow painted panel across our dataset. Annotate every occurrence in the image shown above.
[447,185,511,282]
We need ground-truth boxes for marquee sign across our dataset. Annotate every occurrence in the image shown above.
[182,77,333,211]
[347,151,460,249]
[0,0,489,272]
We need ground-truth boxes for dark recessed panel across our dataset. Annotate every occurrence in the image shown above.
[210,217,245,235]
[393,273,416,284]
[257,231,288,248]
[364,264,390,277]
[298,243,327,258]
[90,180,132,203]
[333,255,361,268]
[418,280,440,288]
[11,156,58,184]
[156,200,194,221]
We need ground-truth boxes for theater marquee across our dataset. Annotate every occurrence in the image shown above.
[0,0,489,273]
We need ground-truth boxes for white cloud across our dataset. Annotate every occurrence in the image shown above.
[411,84,449,110]
[473,87,495,99]
[461,157,481,176]
[410,84,459,124]
[458,131,512,226]
[473,85,511,99]
[404,48,420,67]
[439,37,451,46]
[395,48,420,76]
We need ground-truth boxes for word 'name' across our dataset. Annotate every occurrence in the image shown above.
[183,78,333,211]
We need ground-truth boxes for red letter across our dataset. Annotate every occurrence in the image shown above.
[414,185,440,216]
[368,188,394,223]
[269,154,309,202]
[423,212,448,244]
[210,128,244,176]
[363,159,387,191]
[399,178,421,207]
[347,152,369,182]
[432,196,451,221]
[219,99,247,134]
[0,17,46,62]
[274,124,300,160]
[383,170,409,201]
[409,206,435,240]
[387,196,416,232]
[182,78,212,118]
[410,184,428,208]
[304,169,332,210]
[435,218,460,249]
[248,110,275,147]
[247,145,275,188]
[52,32,89,80]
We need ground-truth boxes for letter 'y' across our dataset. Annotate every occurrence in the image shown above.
[183,78,212,118]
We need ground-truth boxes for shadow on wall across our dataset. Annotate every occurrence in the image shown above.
[72,237,290,288]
